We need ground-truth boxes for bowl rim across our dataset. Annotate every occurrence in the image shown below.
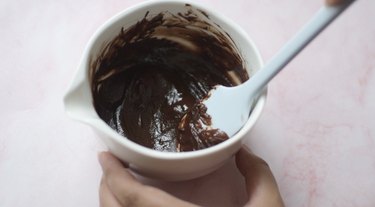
[80,0,267,160]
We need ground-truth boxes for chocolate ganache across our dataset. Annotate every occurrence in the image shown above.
[91,6,249,152]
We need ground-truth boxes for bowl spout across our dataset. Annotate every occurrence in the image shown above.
[63,79,98,123]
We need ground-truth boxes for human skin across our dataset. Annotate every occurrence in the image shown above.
[98,147,284,207]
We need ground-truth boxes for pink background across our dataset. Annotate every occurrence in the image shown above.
[1,0,374,206]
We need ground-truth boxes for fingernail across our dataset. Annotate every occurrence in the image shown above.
[98,151,107,168]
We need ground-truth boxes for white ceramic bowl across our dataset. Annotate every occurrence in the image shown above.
[63,0,266,181]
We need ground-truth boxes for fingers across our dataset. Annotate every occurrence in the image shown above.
[98,152,144,206]
[98,151,198,207]
[236,146,284,207]
[99,177,122,207]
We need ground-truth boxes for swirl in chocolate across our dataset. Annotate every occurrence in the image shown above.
[91,6,248,152]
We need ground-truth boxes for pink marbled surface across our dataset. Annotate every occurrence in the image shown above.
[1,0,374,206]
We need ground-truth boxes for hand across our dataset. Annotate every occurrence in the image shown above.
[326,0,346,5]
[98,147,284,207]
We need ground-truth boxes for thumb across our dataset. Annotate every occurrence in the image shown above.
[235,146,284,207]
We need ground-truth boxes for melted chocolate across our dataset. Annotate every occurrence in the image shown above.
[91,7,249,152]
